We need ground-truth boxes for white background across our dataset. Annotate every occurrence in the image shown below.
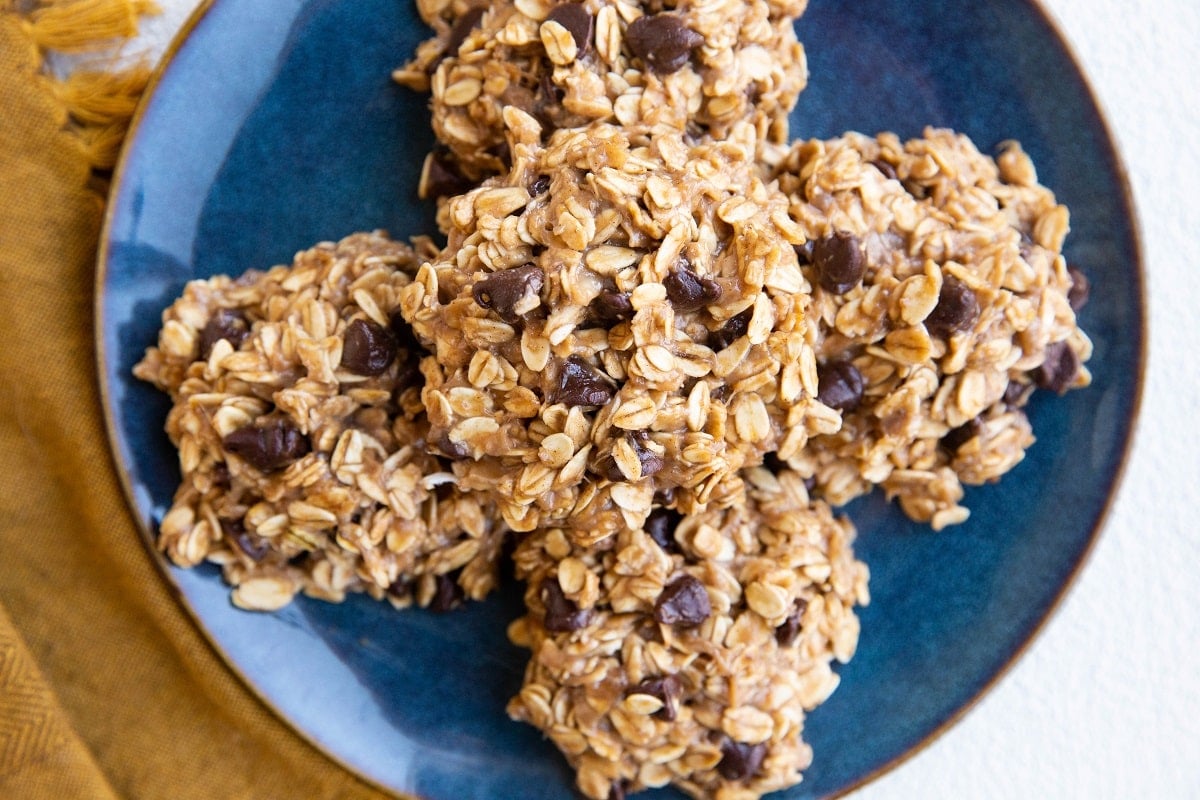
[109,0,1200,797]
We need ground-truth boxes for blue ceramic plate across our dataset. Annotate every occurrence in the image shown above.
[97,1,1144,798]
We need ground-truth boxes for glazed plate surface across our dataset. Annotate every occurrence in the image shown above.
[97,1,1144,797]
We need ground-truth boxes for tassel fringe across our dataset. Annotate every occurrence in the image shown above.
[6,0,160,174]
[23,0,160,54]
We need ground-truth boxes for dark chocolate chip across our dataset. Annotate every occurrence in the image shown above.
[198,309,250,360]
[644,507,681,554]
[221,518,269,562]
[472,264,544,323]
[925,276,980,337]
[816,360,864,412]
[625,13,704,74]
[594,454,626,482]
[552,355,614,407]
[709,307,753,351]
[419,151,474,199]
[664,260,720,311]
[388,311,427,390]
[529,174,551,196]
[608,780,630,800]
[718,739,767,781]
[629,674,682,721]
[1032,341,1080,394]
[794,239,815,265]
[590,290,634,323]
[813,231,866,294]
[940,417,985,455]
[1003,379,1030,408]
[653,575,711,628]
[433,431,469,460]
[542,577,593,632]
[630,432,664,478]
[341,318,397,376]
[430,572,465,612]
[1067,265,1090,311]
[774,598,808,647]
[546,2,593,55]
[869,158,899,181]
[386,577,412,599]
[444,6,486,58]
[223,419,310,472]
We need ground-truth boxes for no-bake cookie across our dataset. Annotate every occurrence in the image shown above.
[395,0,809,188]
[134,232,507,610]
[507,466,868,799]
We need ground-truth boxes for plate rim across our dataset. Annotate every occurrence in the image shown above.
[93,0,1148,797]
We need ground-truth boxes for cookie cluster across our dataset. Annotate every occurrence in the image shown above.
[136,2,1091,798]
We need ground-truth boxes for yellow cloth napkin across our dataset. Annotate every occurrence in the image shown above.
[0,6,394,798]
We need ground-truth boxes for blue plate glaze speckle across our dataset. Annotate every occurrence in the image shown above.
[97,1,1144,798]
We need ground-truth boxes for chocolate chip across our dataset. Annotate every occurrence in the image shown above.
[341,318,397,376]
[594,454,625,482]
[870,158,899,181]
[1067,265,1090,311]
[388,311,428,390]
[645,507,681,554]
[941,417,984,455]
[221,518,269,562]
[629,674,682,721]
[1003,379,1030,408]
[630,432,664,478]
[433,431,469,460]
[654,575,710,628]
[223,418,310,472]
[813,231,866,294]
[625,13,703,74]
[774,598,808,647]
[473,264,544,323]
[709,307,753,351]
[430,572,464,612]
[590,290,634,323]
[529,174,551,196]
[444,6,486,58]
[198,309,249,360]
[546,2,593,55]
[552,355,614,407]
[816,360,864,412]
[664,260,720,311]
[925,276,980,336]
[386,577,412,599]
[608,781,630,800]
[794,239,815,265]
[419,151,474,199]
[542,577,592,632]
[718,739,767,781]
[1032,341,1080,394]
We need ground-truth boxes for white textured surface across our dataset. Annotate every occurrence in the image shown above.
[123,1,1200,797]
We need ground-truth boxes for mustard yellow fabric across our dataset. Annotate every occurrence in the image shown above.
[0,11,394,799]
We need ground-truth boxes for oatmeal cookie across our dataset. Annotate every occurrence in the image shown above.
[394,0,809,187]
[507,467,868,800]
[134,232,507,611]
[400,117,842,542]
[773,129,1093,528]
